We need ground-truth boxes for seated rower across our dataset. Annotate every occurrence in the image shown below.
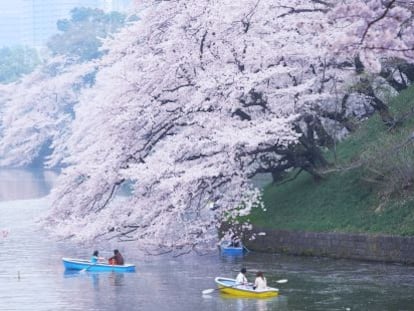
[108,249,124,265]
[90,250,104,263]
[235,267,248,286]
[230,235,240,247]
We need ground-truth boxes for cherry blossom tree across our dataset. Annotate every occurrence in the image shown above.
[327,0,414,129]
[0,58,97,168]
[0,7,128,168]
[330,0,414,73]
[44,0,361,252]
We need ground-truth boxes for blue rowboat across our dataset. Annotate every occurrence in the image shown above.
[62,257,136,272]
[220,241,245,255]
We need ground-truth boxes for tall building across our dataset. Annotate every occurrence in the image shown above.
[0,0,132,48]
[102,0,132,12]
[0,2,25,46]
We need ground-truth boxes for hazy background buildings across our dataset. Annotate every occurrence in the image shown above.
[0,0,132,47]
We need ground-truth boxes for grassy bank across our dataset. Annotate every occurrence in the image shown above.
[249,86,414,236]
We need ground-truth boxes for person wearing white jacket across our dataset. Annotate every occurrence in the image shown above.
[254,271,267,290]
[235,267,248,285]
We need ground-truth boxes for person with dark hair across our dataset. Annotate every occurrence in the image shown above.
[230,235,240,247]
[90,250,104,263]
[253,271,267,290]
[235,267,248,285]
[108,249,124,265]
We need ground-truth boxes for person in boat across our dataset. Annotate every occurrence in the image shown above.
[235,267,248,285]
[230,235,240,247]
[108,249,124,265]
[90,250,104,263]
[253,271,267,290]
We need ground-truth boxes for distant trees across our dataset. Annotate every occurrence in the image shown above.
[0,59,97,168]
[47,7,127,62]
[0,46,40,84]
[0,7,129,167]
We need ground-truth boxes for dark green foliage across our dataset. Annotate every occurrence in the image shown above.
[0,45,40,84]
[47,7,126,62]
[358,86,414,200]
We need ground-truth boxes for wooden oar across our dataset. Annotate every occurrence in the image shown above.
[80,263,97,273]
[274,279,288,284]
[202,279,288,295]
[243,245,251,253]
[202,284,239,295]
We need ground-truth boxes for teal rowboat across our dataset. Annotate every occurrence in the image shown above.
[62,257,136,272]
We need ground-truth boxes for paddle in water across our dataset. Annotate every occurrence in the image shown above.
[202,279,288,295]
[202,284,238,295]
[79,264,94,273]
[274,279,288,284]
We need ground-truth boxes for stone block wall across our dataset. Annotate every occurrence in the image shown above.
[245,228,414,264]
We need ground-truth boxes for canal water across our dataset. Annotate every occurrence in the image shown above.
[1,169,414,311]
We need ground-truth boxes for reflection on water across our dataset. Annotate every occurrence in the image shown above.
[2,171,414,310]
[63,270,128,287]
[0,169,57,201]
[109,272,125,287]
[64,271,126,289]
[219,294,288,311]
[91,273,100,289]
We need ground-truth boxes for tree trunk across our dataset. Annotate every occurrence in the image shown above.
[365,86,395,127]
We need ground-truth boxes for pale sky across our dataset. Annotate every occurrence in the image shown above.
[0,1,25,46]
[0,1,23,12]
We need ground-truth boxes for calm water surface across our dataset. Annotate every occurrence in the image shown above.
[1,170,414,311]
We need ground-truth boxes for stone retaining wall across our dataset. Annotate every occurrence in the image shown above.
[244,228,414,264]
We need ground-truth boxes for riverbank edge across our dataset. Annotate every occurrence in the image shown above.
[244,227,414,264]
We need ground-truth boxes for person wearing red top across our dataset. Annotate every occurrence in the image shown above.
[108,249,124,265]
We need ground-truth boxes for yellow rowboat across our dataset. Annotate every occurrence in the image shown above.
[214,277,279,298]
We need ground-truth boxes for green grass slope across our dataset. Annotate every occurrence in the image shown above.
[250,86,414,236]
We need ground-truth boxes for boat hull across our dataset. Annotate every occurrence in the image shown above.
[220,242,245,255]
[215,277,278,298]
[62,257,135,272]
